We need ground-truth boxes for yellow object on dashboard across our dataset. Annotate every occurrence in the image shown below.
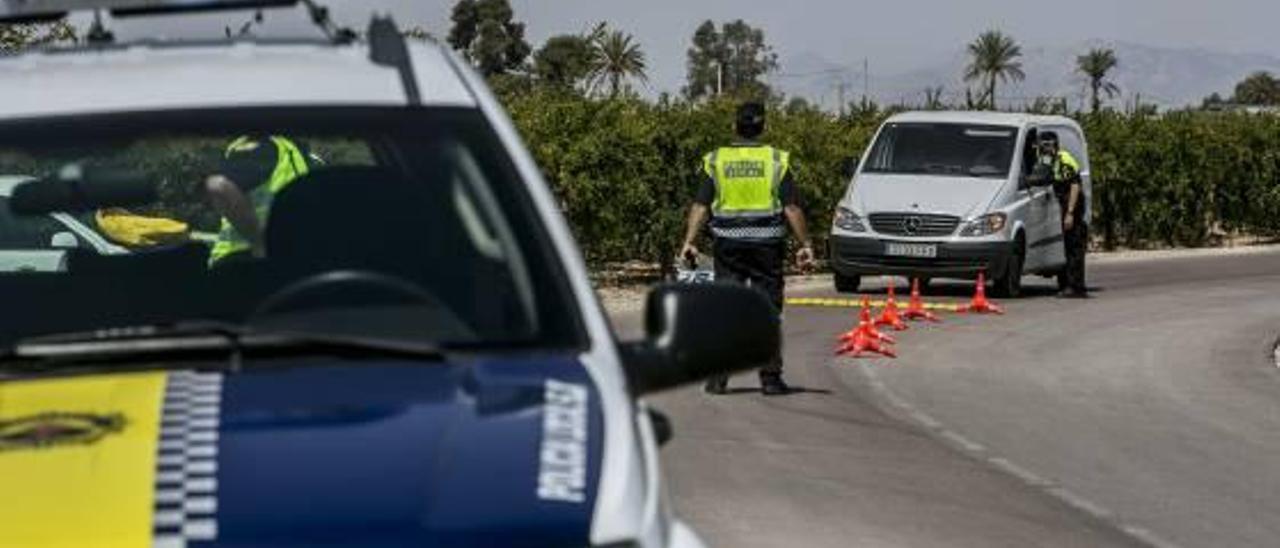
[95,208,190,248]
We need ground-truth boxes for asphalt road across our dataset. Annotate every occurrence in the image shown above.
[613,248,1280,548]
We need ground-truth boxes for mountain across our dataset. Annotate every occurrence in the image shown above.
[777,41,1280,110]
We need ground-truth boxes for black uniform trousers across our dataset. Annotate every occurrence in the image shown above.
[1058,193,1088,293]
[712,238,785,377]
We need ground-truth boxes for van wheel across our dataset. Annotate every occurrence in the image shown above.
[991,240,1024,298]
[834,273,861,293]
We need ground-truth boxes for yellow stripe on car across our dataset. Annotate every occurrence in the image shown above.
[0,373,166,548]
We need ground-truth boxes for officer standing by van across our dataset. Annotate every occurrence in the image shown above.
[1039,132,1088,298]
[679,101,816,396]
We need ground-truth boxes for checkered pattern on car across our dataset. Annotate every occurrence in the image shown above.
[152,371,223,548]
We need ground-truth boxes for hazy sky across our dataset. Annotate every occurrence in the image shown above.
[105,0,1280,94]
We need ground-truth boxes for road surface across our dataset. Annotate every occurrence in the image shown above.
[613,249,1280,547]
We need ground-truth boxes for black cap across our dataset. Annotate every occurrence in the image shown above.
[736,101,766,138]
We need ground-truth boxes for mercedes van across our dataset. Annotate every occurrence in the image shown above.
[828,111,1091,297]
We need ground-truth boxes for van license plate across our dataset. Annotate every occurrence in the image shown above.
[886,243,937,258]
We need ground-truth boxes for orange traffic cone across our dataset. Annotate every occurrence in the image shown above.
[875,281,909,331]
[836,298,897,358]
[836,327,898,358]
[959,271,1004,314]
[852,297,896,344]
[903,278,941,322]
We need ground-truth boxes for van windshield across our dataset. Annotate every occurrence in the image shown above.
[863,123,1017,179]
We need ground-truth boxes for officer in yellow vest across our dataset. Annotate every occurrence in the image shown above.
[1039,132,1088,297]
[679,102,815,396]
[204,135,311,266]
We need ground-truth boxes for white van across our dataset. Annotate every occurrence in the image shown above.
[828,111,1091,297]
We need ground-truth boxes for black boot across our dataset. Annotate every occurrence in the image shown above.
[703,375,728,395]
[760,373,790,396]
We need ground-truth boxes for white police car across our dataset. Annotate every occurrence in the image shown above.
[0,2,778,547]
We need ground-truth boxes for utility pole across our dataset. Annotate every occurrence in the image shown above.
[716,61,724,97]
[837,81,847,115]
[863,58,869,103]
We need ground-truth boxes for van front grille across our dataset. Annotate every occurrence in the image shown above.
[868,213,960,237]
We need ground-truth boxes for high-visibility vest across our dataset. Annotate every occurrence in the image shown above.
[704,144,790,241]
[1054,149,1080,182]
[208,136,310,265]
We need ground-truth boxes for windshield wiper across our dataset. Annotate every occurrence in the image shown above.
[1,322,446,375]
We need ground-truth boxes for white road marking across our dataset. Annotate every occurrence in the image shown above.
[854,360,1184,548]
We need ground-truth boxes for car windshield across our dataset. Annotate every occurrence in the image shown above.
[863,123,1017,178]
[0,107,582,353]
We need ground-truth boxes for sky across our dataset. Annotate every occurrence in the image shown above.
[101,0,1280,96]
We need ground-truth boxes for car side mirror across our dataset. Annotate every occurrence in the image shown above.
[50,231,79,249]
[620,283,780,396]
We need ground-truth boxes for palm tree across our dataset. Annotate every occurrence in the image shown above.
[1077,48,1120,113]
[587,27,648,98]
[963,30,1025,110]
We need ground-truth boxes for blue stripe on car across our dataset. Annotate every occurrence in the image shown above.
[187,357,602,548]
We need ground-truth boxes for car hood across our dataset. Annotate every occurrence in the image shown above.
[0,356,603,547]
[850,173,1007,219]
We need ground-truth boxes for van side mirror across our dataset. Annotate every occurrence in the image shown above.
[620,283,779,395]
[840,156,858,179]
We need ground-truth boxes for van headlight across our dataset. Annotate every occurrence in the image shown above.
[959,213,1007,237]
[833,207,866,233]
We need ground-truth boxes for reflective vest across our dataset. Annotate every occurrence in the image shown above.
[704,144,790,241]
[1054,149,1080,183]
[208,136,310,265]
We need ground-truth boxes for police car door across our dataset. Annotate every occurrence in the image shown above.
[1020,127,1057,271]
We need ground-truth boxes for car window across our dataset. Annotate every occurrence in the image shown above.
[0,107,583,350]
[865,123,1018,179]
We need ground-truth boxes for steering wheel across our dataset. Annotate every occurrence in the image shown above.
[249,269,441,322]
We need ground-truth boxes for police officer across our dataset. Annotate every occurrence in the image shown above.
[205,135,311,266]
[1039,132,1088,298]
[679,101,816,396]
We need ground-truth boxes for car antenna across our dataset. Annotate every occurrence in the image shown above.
[300,0,356,44]
[367,14,421,106]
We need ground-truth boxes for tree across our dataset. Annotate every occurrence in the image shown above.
[1201,92,1227,110]
[533,34,595,90]
[924,86,946,110]
[0,21,76,53]
[1077,48,1120,113]
[1232,71,1280,106]
[963,30,1024,110]
[587,26,648,98]
[446,0,530,77]
[683,19,778,100]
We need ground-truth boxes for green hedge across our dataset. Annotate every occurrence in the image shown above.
[502,91,1280,267]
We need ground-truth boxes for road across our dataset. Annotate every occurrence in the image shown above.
[613,248,1280,548]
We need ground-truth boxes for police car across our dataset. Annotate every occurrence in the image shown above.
[0,2,779,546]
